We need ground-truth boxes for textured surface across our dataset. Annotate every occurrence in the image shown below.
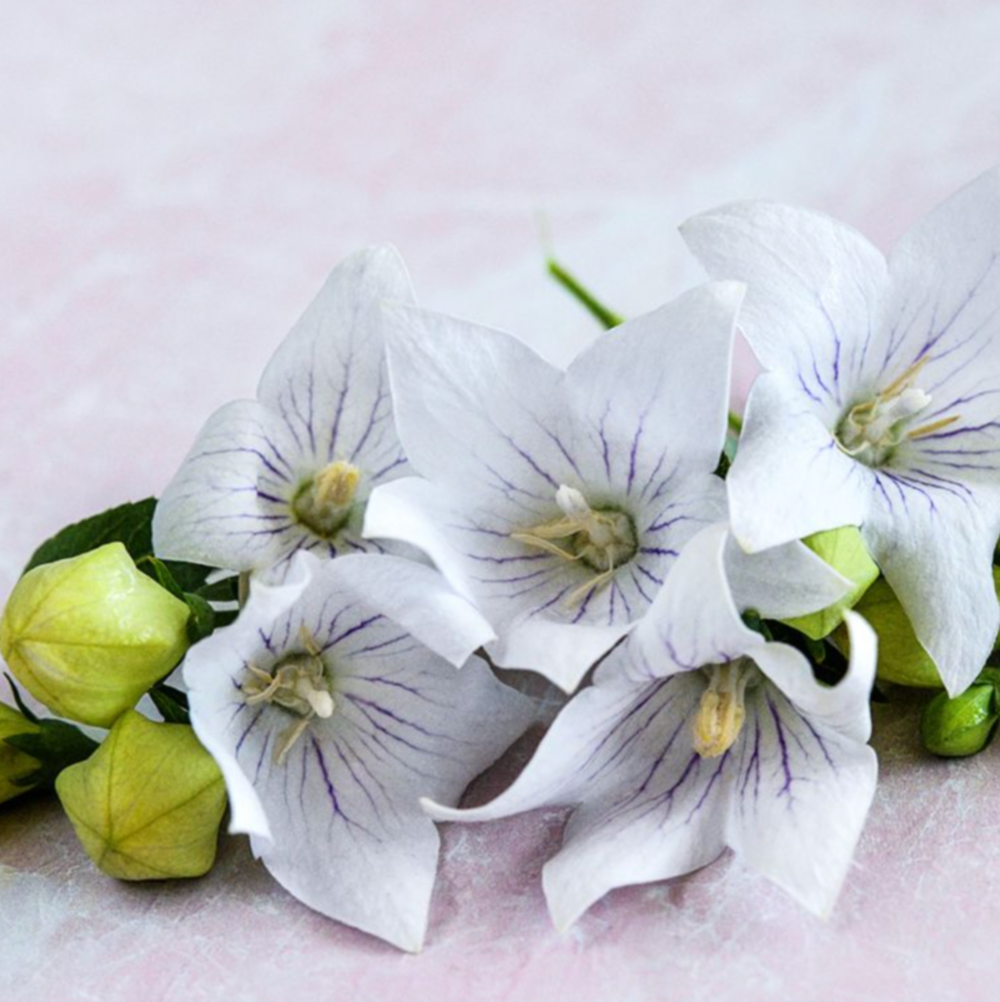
[3,3,1000,999]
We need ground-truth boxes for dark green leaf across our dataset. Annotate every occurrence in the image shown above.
[149,684,191,725]
[24,499,158,574]
[5,675,39,724]
[4,718,99,790]
[184,593,216,643]
[194,575,240,604]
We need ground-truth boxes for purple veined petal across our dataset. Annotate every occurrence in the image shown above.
[184,556,534,951]
[367,474,728,692]
[153,399,309,572]
[257,246,416,474]
[329,552,496,668]
[869,167,1000,400]
[862,475,1000,696]
[565,281,743,478]
[681,200,887,422]
[382,303,582,499]
[614,523,760,685]
[424,668,726,930]
[722,533,851,622]
[540,672,729,931]
[727,373,872,552]
[727,675,877,918]
[752,611,876,744]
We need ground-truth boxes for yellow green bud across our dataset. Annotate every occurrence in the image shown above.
[847,577,941,688]
[781,527,879,640]
[56,711,226,880]
[0,702,42,804]
[0,543,191,727]
[921,672,1000,757]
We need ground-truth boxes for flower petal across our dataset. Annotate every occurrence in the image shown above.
[182,552,316,836]
[565,282,743,476]
[329,552,496,668]
[727,373,871,551]
[727,670,877,917]
[863,478,1000,695]
[681,201,886,420]
[541,674,728,930]
[619,523,758,684]
[751,610,876,744]
[153,400,306,572]
[382,304,573,497]
[257,245,415,479]
[425,671,727,930]
[185,557,533,951]
[723,533,851,622]
[365,476,724,693]
[873,166,1000,411]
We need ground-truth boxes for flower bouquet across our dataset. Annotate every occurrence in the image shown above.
[3,167,999,951]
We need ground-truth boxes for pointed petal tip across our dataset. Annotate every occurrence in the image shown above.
[418,795,462,823]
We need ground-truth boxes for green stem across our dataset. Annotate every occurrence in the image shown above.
[727,411,744,434]
[546,258,624,330]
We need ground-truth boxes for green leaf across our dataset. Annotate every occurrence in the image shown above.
[3,717,99,789]
[183,593,215,644]
[24,499,158,574]
[24,498,220,594]
[149,684,191,725]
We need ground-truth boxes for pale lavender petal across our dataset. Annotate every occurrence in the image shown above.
[727,676,877,917]
[153,400,307,571]
[681,201,886,424]
[727,373,871,551]
[258,245,415,479]
[863,477,1000,695]
[185,556,533,951]
[565,282,743,477]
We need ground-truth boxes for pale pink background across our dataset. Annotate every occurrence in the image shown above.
[3,3,1000,1000]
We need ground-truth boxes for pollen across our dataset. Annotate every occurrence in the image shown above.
[692,661,755,758]
[511,485,637,606]
[292,460,361,539]
[243,627,336,764]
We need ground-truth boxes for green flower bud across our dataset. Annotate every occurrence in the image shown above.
[848,577,941,688]
[56,711,226,880]
[0,543,191,727]
[921,672,1000,757]
[0,702,42,804]
[781,527,879,640]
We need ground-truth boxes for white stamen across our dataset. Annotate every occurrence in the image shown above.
[836,361,955,467]
[242,629,336,763]
[511,484,638,606]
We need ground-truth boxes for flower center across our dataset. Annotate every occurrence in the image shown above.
[692,660,758,758]
[511,485,638,606]
[835,360,958,467]
[291,460,361,539]
[243,627,335,764]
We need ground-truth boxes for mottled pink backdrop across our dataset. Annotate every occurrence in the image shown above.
[3,3,1000,1000]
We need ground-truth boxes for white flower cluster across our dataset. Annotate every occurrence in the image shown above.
[154,166,1000,950]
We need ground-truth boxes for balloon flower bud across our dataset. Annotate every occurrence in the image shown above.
[921,670,1000,758]
[842,577,944,688]
[780,526,879,640]
[0,543,191,727]
[0,702,42,805]
[56,711,227,880]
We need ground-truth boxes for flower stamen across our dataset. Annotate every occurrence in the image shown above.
[835,359,958,466]
[292,460,361,539]
[511,485,637,607]
[692,661,756,758]
[243,626,335,764]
